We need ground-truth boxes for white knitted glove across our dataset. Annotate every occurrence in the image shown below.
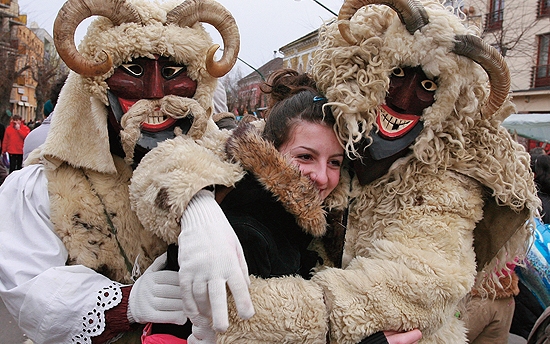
[187,315,217,344]
[128,253,187,325]
[178,189,255,332]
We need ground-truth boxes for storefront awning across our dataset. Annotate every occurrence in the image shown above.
[502,114,550,144]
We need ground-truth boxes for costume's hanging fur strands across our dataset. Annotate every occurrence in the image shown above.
[42,0,221,174]
[30,0,243,283]
[217,2,541,343]
[312,0,539,285]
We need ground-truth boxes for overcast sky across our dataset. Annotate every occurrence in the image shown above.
[18,0,343,76]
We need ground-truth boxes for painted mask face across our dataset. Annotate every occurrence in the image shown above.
[377,66,437,139]
[279,121,344,200]
[106,56,198,133]
[365,66,437,161]
[354,66,438,185]
[106,55,197,150]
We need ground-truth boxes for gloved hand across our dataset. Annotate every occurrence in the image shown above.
[128,253,187,325]
[187,315,217,344]
[178,189,255,332]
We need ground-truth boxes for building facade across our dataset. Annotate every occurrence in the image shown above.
[235,57,283,118]
[0,0,45,125]
[465,0,550,114]
[279,29,320,73]
[11,23,43,123]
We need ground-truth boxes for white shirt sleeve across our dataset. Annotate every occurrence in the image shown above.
[0,165,123,344]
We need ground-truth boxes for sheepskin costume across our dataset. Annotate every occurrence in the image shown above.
[310,0,539,342]
[216,1,540,343]
[27,0,243,284]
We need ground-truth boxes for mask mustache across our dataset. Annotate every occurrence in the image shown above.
[119,95,209,164]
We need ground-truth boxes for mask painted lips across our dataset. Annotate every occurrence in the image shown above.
[376,104,421,139]
[118,98,177,132]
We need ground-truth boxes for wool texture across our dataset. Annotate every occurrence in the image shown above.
[129,122,244,244]
[46,155,167,283]
[302,0,540,342]
[41,0,219,174]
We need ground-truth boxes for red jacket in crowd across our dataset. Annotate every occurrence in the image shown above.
[2,121,30,155]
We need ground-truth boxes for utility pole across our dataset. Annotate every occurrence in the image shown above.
[295,0,337,16]
[219,48,264,80]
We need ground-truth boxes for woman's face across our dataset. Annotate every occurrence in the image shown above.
[279,121,344,200]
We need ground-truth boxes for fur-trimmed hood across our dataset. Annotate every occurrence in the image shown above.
[225,122,329,237]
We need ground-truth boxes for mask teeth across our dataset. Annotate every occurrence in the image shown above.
[145,114,168,125]
[380,107,413,133]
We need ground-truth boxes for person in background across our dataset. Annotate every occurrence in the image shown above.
[534,154,550,224]
[509,151,550,340]
[527,306,550,343]
[530,147,547,175]
[509,154,550,341]
[23,76,67,162]
[212,81,237,130]
[0,122,6,184]
[463,263,520,343]
[1,114,30,173]
[0,121,5,146]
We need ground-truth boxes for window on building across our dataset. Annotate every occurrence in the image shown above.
[535,33,550,87]
[539,0,550,17]
[486,0,504,31]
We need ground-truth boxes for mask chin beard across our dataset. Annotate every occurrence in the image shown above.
[118,96,201,165]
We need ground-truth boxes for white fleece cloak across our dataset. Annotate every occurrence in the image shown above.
[216,2,541,344]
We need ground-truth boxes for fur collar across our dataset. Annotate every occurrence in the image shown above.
[226,122,327,237]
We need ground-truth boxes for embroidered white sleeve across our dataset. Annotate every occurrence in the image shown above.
[72,282,124,343]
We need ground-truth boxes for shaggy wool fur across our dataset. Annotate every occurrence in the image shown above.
[220,1,539,343]
[306,1,540,343]
[46,155,167,283]
[129,121,244,244]
[219,275,328,343]
[27,0,236,284]
[41,0,219,174]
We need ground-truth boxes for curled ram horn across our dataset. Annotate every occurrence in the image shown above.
[338,0,429,44]
[453,35,511,118]
[167,0,240,78]
[53,0,142,77]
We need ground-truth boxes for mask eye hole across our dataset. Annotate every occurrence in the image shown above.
[392,67,405,77]
[162,66,186,79]
[121,63,144,77]
[421,80,438,92]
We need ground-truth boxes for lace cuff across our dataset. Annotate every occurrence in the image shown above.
[72,282,124,343]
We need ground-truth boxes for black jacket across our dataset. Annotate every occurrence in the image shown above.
[221,173,320,280]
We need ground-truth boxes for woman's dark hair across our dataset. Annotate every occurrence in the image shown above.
[260,69,336,149]
[535,154,550,194]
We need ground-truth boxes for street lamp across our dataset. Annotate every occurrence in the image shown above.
[294,0,337,16]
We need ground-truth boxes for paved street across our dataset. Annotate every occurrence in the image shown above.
[1,298,28,344]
